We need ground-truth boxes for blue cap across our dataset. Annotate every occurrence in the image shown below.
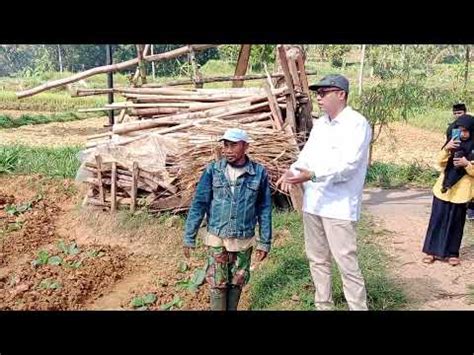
[219,128,249,143]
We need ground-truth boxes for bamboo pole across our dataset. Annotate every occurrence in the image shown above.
[17,44,217,98]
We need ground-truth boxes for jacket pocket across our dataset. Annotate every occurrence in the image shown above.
[212,177,227,200]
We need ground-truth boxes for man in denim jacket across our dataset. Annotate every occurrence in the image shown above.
[183,128,272,310]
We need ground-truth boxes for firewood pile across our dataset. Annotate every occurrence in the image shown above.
[16,44,315,213]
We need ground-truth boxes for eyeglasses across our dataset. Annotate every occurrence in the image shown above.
[315,88,342,98]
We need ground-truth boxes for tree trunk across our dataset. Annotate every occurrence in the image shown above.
[358,45,366,96]
[57,45,63,73]
[465,45,470,90]
[151,44,156,80]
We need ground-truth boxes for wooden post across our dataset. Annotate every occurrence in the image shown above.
[277,45,297,109]
[295,49,313,136]
[137,44,148,85]
[188,45,203,89]
[233,45,252,88]
[111,161,117,212]
[117,108,127,123]
[130,161,139,213]
[95,155,105,203]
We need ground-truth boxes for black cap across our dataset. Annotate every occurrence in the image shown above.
[453,103,467,112]
[308,74,349,93]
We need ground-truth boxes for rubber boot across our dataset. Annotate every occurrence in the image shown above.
[227,285,242,311]
[210,288,227,310]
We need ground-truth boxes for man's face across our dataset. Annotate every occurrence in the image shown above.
[222,140,247,163]
[453,110,466,118]
[315,87,346,113]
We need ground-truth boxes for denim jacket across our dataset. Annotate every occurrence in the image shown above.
[183,157,272,252]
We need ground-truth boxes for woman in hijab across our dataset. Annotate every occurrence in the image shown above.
[422,114,474,266]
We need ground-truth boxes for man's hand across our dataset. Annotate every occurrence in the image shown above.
[445,138,460,151]
[254,249,268,262]
[454,156,469,168]
[183,246,192,258]
[277,168,313,192]
[285,167,312,184]
[276,170,295,193]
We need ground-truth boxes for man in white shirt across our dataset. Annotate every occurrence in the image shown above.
[277,74,372,310]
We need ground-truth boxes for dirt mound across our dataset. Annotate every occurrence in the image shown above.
[0,244,132,310]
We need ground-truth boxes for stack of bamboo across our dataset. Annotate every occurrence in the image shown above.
[16,44,314,213]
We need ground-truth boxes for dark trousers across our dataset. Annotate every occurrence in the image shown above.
[422,196,467,258]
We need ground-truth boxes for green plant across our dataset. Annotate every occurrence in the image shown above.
[39,278,61,290]
[0,145,82,178]
[31,250,63,267]
[87,249,105,258]
[366,162,438,188]
[32,250,51,266]
[57,240,80,256]
[175,265,207,293]
[160,296,184,311]
[177,261,189,273]
[5,201,32,216]
[130,293,157,309]
[0,145,21,173]
[47,256,63,266]
[65,260,82,269]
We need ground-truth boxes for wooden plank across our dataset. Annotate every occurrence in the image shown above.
[277,45,297,109]
[233,45,252,88]
[263,82,283,130]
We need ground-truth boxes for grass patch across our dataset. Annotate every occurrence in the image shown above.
[0,145,81,178]
[406,108,453,133]
[366,162,438,188]
[0,90,107,112]
[0,112,92,129]
[468,284,474,305]
[248,211,407,310]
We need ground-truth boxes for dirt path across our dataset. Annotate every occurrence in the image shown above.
[363,188,474,309]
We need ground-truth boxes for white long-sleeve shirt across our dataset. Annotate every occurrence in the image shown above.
[290,106,372,221]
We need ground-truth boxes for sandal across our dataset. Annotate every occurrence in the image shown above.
[448,257,460,266]
[422,255,435,264]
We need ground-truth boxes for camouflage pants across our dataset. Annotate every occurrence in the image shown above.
[206,246,253,289]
